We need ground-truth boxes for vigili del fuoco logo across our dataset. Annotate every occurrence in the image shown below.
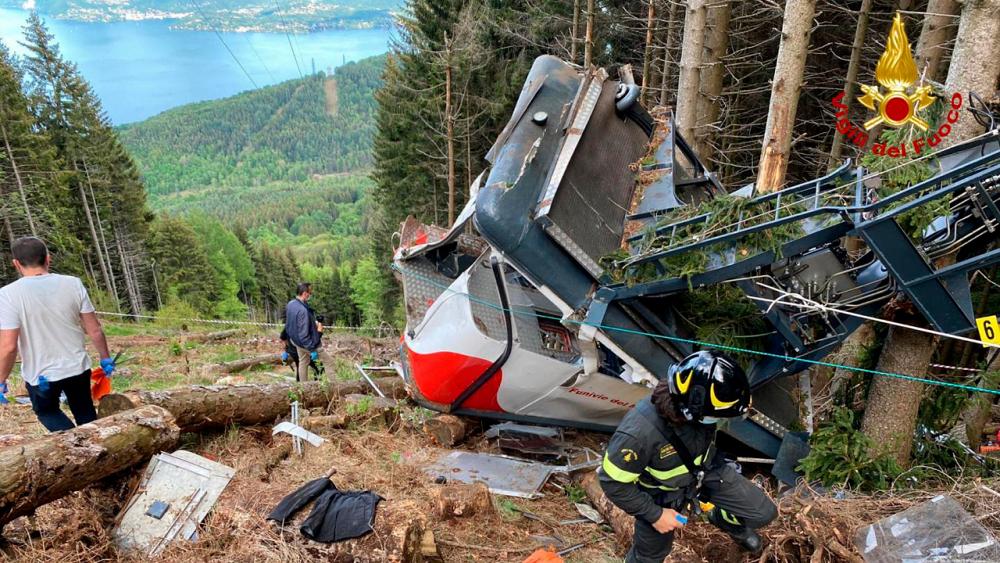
[831,13,963,158]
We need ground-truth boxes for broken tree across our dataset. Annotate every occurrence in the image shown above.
[0,405,180,528]
[98,378,401,433]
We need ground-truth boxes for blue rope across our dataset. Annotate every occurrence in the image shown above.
[392,263,1000,397]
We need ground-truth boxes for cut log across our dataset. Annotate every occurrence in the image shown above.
[576,470,633,546]
[0,405,180,528]
[98,379,372,433]
[423,414,469,447]
[187,329,242,343]
[201,353,282,376]
[432,482,493,519]
[301,414,348,432]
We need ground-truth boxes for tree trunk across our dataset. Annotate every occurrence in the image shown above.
[98,379,386,433]
[423,414,469,446]
[0,119,36,236]
[659,0,680,107]
[640,0,656,105]
[861,327,932,466]
[82,157,117,304]
[576,470,632,547]
[570,0,580,63]
[828,0,873,167]
[0,405,180,528]
[756,0,817,193]
[78,181,113,297]
[301,414,348,432]
[188,328,243,342]
[444,32,455,226]
[695,0,732,160]
[914,0,960,83]
[431,482,493,519]
[675,0,707,146]
[829,322,875,397]
[943,0,1000,146]
[201,353,282,377]
[584,0,595,68]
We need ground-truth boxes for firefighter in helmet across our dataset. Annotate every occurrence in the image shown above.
[598,350,777,562]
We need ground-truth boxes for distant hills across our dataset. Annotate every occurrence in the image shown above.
[119,55,383,265]
[1,1,401,32]
[120,55,383,198]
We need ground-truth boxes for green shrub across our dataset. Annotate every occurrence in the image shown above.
[797,406,902,491]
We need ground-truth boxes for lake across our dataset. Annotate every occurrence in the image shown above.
[0,7,392,124]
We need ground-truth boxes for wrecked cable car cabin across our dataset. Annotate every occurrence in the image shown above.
[393,55,1000,472]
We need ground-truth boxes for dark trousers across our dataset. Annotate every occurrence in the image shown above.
[625,464,777,563]
[26,370,97,432]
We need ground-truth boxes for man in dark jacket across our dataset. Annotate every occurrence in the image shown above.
[284,282,322,382]
[599,350,777,562]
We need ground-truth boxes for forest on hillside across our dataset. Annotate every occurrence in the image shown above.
[119,56,383,196]
[0,15,383,329]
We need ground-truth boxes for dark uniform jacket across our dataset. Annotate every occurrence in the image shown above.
[598,396,716,524]
[284,298,321,351]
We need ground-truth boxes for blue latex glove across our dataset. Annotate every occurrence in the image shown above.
[0,382,8,405]
[37,375,49,393]
[281,351,289,362]
[310,351,319,361]
[100,357,116,377]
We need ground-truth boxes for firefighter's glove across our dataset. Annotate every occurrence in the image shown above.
[0,382,8,405]
[100,357,116,377]
[310,351,319,362]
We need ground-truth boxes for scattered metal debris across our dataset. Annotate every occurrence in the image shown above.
[424,451,553,499]
[114,450,235,556]
[355,363,404,398]
[573,503,603,524]
[272,421,325,448]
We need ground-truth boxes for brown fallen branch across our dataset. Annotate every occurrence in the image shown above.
[431,482,493,519]
[0,405,180,529]
[201,353,282,377]
[98,379,394,433]
[576,470,634,547]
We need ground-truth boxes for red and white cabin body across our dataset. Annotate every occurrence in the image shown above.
[394,193,654,431]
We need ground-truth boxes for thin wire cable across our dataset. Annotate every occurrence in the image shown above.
[392,263,1000,397]
[274,0,303,78]
[189,0,259,89]
[742,282,993,349]
[243,33,277,83]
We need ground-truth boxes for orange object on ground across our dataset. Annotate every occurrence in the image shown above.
[523,548,564,563]
[90,365,111,402]
[980,444,1000,454]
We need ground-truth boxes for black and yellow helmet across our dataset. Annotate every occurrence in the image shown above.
[666,351,751,422]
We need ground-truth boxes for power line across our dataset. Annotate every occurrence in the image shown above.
[188,0,259,89]
[274,0,304,78]
[243,33,276,83]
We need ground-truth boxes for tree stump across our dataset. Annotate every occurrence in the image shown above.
[422,414,469,447]
[432,482,493,519]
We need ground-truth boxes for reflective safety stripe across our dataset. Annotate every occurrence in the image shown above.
[720,508,741,525]
[644,454,704,481]
[637,479,679,491]
[602,453,640,483]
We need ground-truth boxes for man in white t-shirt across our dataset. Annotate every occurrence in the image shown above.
[0,237,116,431]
